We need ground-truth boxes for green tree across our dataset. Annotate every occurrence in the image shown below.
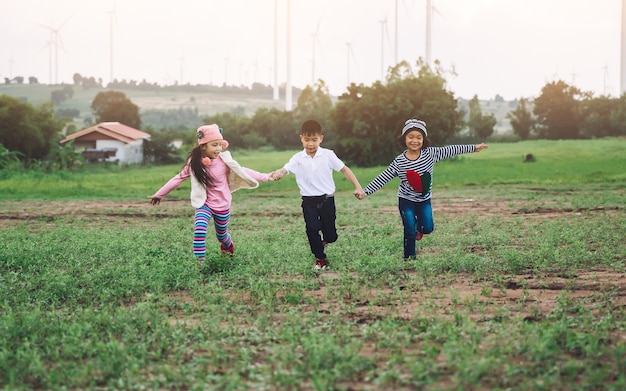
[47,139,83,170]
[91,90,141,129]
[142,131,184,164]
[578,95,623,138]
[533,80,582,139]
[609,95,626,137]
[0,143,24,169]
[506,97,535,140]
[201,112,251,149]
[247,107,298,150]
[467,95,496,140]
[0,95,63,161]
[293,80,333,124]
[51,90,68,105]
[331,59,463,166]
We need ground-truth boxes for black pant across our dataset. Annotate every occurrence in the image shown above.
[301,195,337,259]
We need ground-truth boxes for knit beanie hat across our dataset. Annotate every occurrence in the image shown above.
[401,119,428,137]
[197,124,229,149]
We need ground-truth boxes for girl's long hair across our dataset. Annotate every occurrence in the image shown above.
[187,146,213,187]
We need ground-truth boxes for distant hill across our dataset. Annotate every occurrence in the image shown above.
[0,83,284,117]
[0,84,515,134]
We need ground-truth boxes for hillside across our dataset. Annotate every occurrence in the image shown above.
[0,84,515,134]
[0,84,285,117]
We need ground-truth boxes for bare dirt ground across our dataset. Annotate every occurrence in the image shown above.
[2,198,625,330]
[0,195,621,226]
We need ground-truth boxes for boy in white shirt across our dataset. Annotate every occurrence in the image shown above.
[272,120,365,270]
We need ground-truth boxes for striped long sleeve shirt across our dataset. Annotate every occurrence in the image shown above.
[363,145,476,202]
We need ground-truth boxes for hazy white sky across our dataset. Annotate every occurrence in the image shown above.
[0,0,621,100]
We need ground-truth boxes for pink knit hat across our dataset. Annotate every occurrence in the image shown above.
[197,124,229,149]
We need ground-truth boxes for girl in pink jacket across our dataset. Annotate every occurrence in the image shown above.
[149,124,273,266]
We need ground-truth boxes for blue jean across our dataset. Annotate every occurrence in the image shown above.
[398,197,434,259]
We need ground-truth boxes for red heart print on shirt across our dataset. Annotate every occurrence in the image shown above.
[406,170,432,196]
[406,170,422,193]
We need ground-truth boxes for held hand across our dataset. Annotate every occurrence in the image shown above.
[353,189,366,200]
[270,170,282,181]
[271,169,286,181]
[475,143,489,152]
[148,195,161,205]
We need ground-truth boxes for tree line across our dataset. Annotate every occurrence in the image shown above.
[2,60,625,171]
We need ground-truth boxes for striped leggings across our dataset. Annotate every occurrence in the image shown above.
[193,205,232,259]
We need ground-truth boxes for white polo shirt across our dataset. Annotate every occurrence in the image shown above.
[283,147,345,196]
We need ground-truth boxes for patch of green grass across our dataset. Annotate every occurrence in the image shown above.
[1,139,625,389]
[1,138,625,200]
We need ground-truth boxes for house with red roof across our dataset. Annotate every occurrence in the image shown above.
[60,122,151,164]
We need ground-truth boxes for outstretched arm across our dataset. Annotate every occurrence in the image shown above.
[475,143,489,152]
[340,166,365,199]
[147,165,191,206]
[242,167,274,182]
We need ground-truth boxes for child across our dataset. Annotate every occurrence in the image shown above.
[272,120,365,270]
[357,119,488,261]
[149,124,273,266]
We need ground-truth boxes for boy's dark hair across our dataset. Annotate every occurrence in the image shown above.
[397,129,430,148]
[301,119,322,136]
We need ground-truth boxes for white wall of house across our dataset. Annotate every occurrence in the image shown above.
[95,139,145,164]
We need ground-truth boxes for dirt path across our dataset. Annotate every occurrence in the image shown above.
[3,198,625,326]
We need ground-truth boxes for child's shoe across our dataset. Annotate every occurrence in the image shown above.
[220,242,234,257]
[416,232,424,241]
[314,258,328,270]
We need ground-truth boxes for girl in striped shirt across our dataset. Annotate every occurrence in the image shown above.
[358,119,488,261]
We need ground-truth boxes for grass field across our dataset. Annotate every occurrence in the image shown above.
[1,139,625,389]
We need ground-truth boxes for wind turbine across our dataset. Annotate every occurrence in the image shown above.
[38,15,70,84]
[106,4,118,84]
[394,0,413,66]
[37,38,53,84]
[178,52,185,85]
[603,64,610,96]
[425,0,443,68]
[345,41,358,86]
[273,0,279,100]
[310,16,323,86]
[379,17,391,81]
[395,0,398,65]
[425,0,432,66]
[621,0,626,94]
[253,59,259,84]
[223,57,229,85]
[285,0,293,111]
[346,43,351,86]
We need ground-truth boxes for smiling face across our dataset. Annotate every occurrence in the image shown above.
[300,132,324,157]
[404,129,425,152]
[200,140,224,160]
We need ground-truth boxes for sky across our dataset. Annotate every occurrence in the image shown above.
[0,0,621,101]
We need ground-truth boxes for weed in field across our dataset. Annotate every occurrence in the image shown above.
[1,144,626,389]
